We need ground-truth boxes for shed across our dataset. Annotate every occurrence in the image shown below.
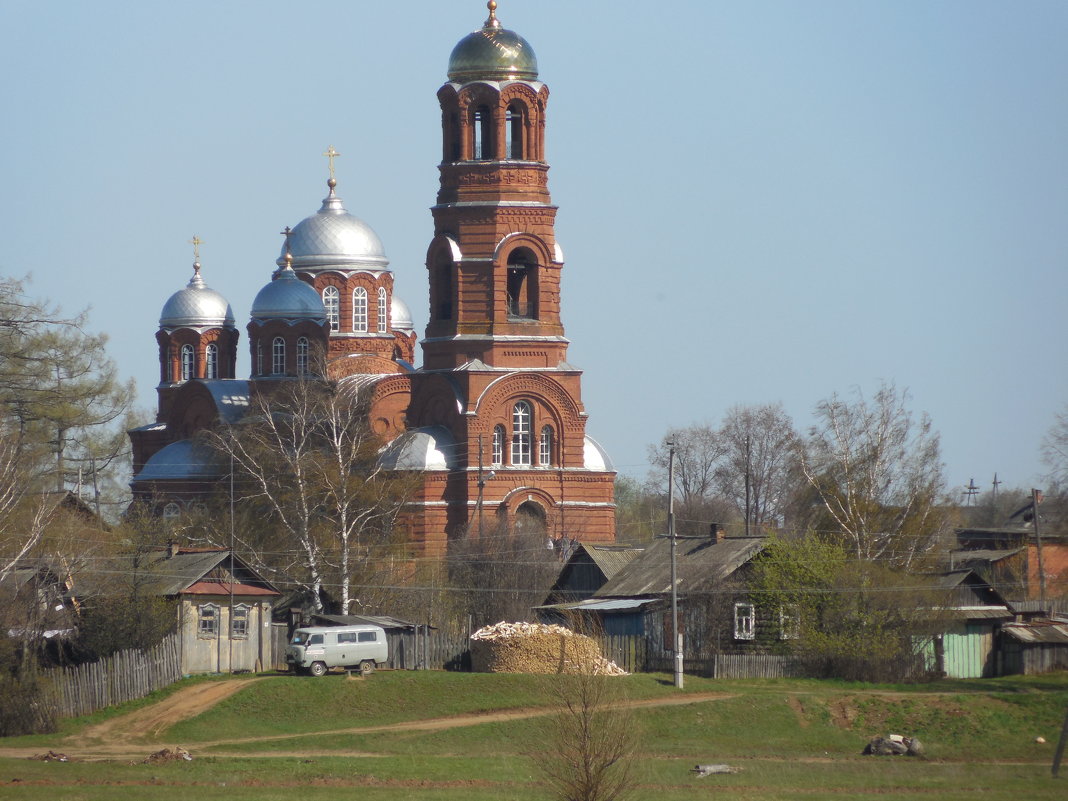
[999,619,1068,675]
[543,543,645,604]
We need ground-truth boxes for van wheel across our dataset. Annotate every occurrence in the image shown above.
[309,661,327,677]
[359,660,376,675]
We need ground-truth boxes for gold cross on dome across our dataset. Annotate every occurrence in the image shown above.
[189,235,203,262]
[322,145,341,180]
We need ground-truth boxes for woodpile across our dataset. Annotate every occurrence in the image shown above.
[470,622,627,675]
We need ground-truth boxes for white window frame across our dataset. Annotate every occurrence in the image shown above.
[231,603,250,639]
[353,287,368,333]
[198,603,219,638]
[205,343,218,379]
[271,336,285,375]
[323,286,340,332]
[162,502,181,520]
[780,604,800,640]
[492,425,504,466]
[511,401,532,466]
[734,602,755,641]
[296,336,309,375]
[180,344,194,381]
[539,425,553,466]
[377,287,388,333]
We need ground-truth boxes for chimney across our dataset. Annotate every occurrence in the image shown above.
[709,523,725,543]
[167,539,179,559]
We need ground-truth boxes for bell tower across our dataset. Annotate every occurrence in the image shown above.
[403,2,616,552]
[423,0,564,371]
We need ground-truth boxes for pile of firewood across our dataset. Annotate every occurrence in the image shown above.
[470,622,627,675]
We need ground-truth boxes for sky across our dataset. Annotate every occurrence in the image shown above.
[4,0,1066,501]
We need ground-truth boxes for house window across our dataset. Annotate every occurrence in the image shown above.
[231,604,250,638]
[272,337,285,375]
[162,502,180,520]
[323,286,340,332]
[511,401,532,465]
[377,287,388,333]
[198,604,219,638]
[205,343,218,379]
[780,604,800,640]
[734,603,755,641]
[539,426,553,466]
[180,344,194,381]
[353,287,368,332]
[491,425,504,466]
[296,337,309,375]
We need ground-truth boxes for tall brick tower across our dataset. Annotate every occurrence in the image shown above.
[397,2,616,553]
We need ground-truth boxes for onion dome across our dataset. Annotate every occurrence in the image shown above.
[134,439,219,482]
[159,262,235,329]
[250,258,327,322]
[276,178,388,271]
[448,1,538,83]
[391,295,414,331]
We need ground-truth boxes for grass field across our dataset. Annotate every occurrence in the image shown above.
[1,671,1066,800]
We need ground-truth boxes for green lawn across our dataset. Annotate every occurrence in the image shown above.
[0,671,1065,800]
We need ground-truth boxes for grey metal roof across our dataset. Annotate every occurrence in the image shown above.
[201,380,251,423]
[249,266,327,322]
[74,549,277,598]
[159,265,235,329]
[378,425,458,470]
[949,548,1025,566]
[594,536,766,598]
[311,613,424,631]
[1002,621,1068,645]
[534,598,660,613]
[584,545,644,580]
[133,439,219,482]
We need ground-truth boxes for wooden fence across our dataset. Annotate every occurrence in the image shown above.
[44,634,182,719]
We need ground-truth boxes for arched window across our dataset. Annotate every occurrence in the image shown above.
[377,287,388,333]
[256,340,263,376]
[296,337,309,375]
[353,287,368,333]
[433,261,453,320]
[473,105,493,159]
[272,336,285,375]
[162,501,180,520]
[540,425,553,466]
[511,401,532,466]
[180,344,194,381]
[506,102,525,160]
[205,343,218,379]
[507,249,537,319]
[492,425,504,466]
[323,286,340,332]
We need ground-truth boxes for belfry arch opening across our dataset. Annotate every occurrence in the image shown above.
[472,105,494,160]
[506,248,538,320]
[505,102,526,160]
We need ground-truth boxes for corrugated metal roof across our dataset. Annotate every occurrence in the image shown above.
[183,580,278,597]
[1002,622,1068,645]
[534,598,661,613]
[594,536,765,598]
[311,613,422,631]
[585,546,644,580]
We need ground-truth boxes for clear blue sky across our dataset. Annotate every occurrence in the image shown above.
[4,1,1066,500]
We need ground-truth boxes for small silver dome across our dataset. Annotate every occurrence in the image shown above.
[277,181,388,271]
[378,426,457,471]
[159,265,235,329]
[391,295,414,331]
[250,265,327,322]
[583,435,615,472]
[134,439,219,482]
[448,2,538,82]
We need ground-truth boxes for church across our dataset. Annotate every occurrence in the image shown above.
[129,2,617,556]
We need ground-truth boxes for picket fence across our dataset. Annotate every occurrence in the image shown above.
[45,634,183,719]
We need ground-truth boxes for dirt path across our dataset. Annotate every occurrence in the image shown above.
[0,686,733,762]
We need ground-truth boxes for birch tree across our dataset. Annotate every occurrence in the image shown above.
[204,375,413,613]
[797,383,949,566]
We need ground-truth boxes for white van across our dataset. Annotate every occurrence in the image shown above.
[286,625,388,676]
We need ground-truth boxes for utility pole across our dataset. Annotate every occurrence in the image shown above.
[1032,488,1047,609]
[744,433,751,537]
[668,442,683,688]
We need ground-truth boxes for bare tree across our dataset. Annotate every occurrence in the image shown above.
[797,383,949,566]
[203,375,414,613]
[714,403,800,529]
[1042,404,1068,488]
[648,425,734,535]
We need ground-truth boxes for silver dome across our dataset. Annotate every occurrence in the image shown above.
[249,265,327,322]
[378,426,457,471]
[391,295,414,331]
[583,435,615,472]
[134,439,219,482]
[277,181,388,271]
[159,265,235,329]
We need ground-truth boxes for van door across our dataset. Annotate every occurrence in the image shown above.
[336,630,358,666]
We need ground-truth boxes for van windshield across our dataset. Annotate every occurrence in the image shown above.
[291,631,312,645]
